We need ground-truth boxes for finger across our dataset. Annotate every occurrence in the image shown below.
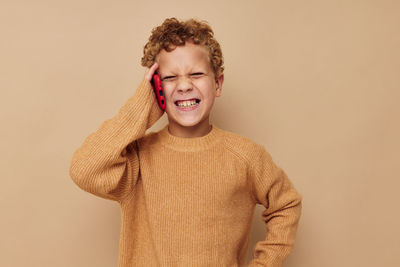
[145,62,159,82]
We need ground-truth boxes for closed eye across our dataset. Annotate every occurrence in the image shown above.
[190,72,204,77]
[162,76,176,81]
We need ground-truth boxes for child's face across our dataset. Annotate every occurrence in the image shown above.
[156,41,224,135]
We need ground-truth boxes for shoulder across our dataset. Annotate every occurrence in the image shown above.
[218,127,270,164]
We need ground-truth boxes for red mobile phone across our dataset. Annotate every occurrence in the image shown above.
[151,74,166,110]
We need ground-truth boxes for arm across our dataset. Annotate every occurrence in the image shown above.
[248,146,302,267]
[69,64,163,202]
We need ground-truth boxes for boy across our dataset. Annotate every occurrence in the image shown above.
[69,17,302,267]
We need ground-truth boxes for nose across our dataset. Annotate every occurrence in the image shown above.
[176,76,193,93]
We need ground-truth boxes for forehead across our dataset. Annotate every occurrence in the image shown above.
[156,42,211,72]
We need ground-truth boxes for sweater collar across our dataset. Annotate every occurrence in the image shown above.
[157,124,223,152]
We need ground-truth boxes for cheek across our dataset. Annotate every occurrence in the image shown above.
[163,87,174,102]
[195,80,216,95]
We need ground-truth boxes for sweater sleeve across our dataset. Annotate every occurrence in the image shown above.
[247,146,302,267]
[69,78,163,203]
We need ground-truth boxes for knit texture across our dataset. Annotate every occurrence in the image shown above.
[69,78,302,267]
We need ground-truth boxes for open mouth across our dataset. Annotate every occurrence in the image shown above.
[174,98,201,108]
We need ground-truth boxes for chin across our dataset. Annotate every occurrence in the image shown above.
[174,119,202,128]
[167,113,205,128]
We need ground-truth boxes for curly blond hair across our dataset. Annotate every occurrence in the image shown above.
[141,17,224,78]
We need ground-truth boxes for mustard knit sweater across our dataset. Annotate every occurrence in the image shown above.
[69,78,302,267]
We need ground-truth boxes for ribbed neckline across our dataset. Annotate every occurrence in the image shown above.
[157,124,223,152]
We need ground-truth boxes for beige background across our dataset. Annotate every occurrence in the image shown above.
[1,0,399,266]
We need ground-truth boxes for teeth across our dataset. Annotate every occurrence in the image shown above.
[177,100,198,107]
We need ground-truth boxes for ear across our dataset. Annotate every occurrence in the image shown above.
[215,73,224,97]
